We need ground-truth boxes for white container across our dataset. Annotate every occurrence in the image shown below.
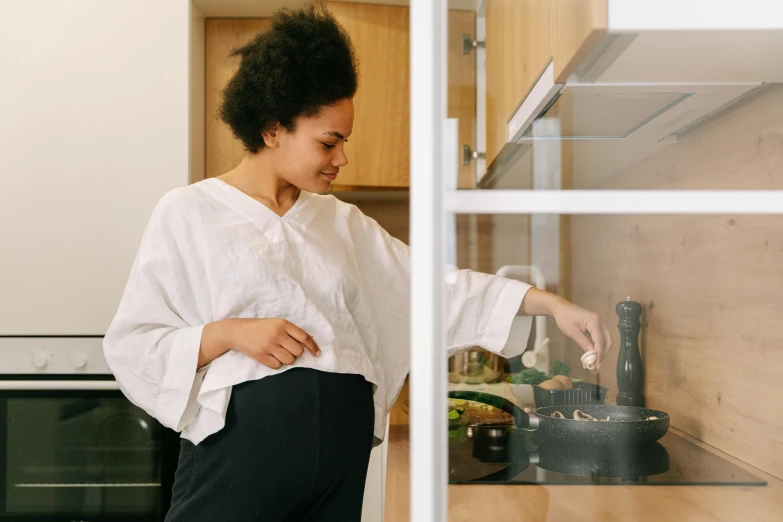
[509,384,535,407]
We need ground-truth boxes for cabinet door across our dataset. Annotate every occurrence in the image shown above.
[449,10,478,189]
[205,19,272,179]
[552,0,608,82]
[485,0,551,167]
[330,4,477,190]
[328,2,410,189]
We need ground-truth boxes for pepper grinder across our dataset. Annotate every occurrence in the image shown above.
[616,297,645,407]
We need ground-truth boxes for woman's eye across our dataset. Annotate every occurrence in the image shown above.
[322,143,336,149]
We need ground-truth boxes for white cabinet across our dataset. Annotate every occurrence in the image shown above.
[362,424,389,521]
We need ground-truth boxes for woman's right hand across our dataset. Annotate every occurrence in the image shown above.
[199,318,320,369]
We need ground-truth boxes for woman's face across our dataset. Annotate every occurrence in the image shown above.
[271,98,354,193]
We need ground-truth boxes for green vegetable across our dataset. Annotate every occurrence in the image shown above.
[552,360,572,377]
[448,427,470,443]
[506,361,571,384]
[506,367,548,385]
[447,409,460,420]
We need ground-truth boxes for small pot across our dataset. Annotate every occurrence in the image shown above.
[449,349,504,384]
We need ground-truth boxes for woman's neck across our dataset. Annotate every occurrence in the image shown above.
[218,154,301,213]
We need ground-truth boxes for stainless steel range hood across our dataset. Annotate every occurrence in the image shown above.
[480,65,762,189]
[479,2,783,189]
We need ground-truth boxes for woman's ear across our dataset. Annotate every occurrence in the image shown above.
[261,123,282,148]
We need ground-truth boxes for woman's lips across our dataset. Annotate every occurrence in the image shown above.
[321,172,338,181]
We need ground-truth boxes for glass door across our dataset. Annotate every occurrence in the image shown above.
[408,1,783,521]
[0,388,176,521]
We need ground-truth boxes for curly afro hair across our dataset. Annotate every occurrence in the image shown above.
[219,2,358,154]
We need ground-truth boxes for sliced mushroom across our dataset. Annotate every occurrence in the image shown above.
[551,411,565,419]
[581,350,598,371]
[573,409,597,421]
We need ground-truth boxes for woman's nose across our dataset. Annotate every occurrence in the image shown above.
[332,146,348,167]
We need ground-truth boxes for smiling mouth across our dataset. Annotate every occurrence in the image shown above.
[321,172,338,180]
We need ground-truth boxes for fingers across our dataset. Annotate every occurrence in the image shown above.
[586,317,615,370]
[568,326,595,356]
[603,323,614,354]
[555,303,613,371]
[279,335,305,359]
[259,353,283,370]
[585,320,607,369]
[270,345,296,366]
[284,322,321,357]
[569,322,600,370]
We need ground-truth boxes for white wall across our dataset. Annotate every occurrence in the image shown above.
[0,0,192,335]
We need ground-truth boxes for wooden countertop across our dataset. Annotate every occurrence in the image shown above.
[384,423,783,522]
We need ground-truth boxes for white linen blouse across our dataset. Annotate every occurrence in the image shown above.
[103,178,532,446]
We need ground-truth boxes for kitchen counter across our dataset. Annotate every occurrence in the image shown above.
[385,423,783,522]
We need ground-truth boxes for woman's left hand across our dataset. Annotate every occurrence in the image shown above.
[551,300,613,370]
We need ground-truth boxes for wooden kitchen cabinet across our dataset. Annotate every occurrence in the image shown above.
[326,2,409,189]
[484,1,612,166]
[205,19,272,180]
[551,0,608,82]
[327,3,477,190]
[485,0,551,166]
[205,4,476,189]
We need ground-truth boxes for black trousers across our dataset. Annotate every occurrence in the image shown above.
[165,368,375,522]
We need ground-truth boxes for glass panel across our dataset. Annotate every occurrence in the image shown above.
[522,90,691,139]
[481,83,783,190]
[2,395,162,517]
[447,213,779,500]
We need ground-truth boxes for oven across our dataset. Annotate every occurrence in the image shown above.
[0,337,180,522]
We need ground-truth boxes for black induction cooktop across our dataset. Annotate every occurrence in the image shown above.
[448,425,767,486]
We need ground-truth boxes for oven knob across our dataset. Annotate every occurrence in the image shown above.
[32,353,50,369]
[70,352,88,369]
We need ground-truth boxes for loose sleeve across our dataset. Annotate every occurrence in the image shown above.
[348,206,533,359]
[103,192,211,433]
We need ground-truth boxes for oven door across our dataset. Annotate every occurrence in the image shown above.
[0,378,180,521]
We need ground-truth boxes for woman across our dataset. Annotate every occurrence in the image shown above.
[104,4,612,521]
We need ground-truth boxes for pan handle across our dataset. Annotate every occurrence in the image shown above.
[448,390,539,430]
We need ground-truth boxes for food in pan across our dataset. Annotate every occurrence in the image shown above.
[573,409,599,421]
[448,398,513,427]
[448,399,471,427]
[550,408,661,422]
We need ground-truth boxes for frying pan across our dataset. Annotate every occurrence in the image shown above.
[449,390,670,445]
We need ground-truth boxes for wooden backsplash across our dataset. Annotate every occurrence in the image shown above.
[567,84,783,479]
